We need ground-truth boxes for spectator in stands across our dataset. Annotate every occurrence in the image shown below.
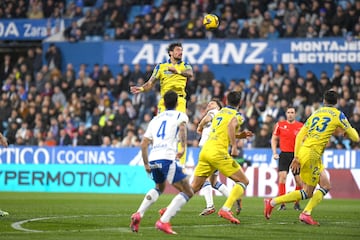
[84,124,102,145]
[45,44,62,70]
[353,23,360,39]
[197,64,215,89]
[64,20,83,42]
[27,0,44,19]
[0,55,12,82]
[44,131,57,146]
[121,129,139,147]
[254,124,271,148]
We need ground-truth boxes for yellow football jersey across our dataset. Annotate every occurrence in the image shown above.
[203,106,244,152]
[302,106,351,154]
[151,60,192,98]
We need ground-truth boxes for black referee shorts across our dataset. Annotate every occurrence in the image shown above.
[278,152,299,176]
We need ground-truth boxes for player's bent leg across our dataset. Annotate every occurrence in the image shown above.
[130,188,162,232]
[293,173,303,210]
[277,170,287,211]
[191,175,208,193]
[210,171,242,214]
[157,192,192,234]
[213,180,229,197]
[200,180,215,215]
[218,169,248,224]
[222,169,248,209]
[302,171,330,223]
[199,177,215,216]
[264,189,310,220]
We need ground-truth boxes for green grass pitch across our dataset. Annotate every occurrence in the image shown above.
[1,192,360,240]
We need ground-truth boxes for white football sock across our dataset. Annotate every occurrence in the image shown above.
[215,182,229,197]
[137,188,160,217]
[160,192,189,223]
[202,183,214,208]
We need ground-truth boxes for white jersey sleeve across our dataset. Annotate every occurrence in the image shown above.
[144,110,188,161]
[198,109,218,147]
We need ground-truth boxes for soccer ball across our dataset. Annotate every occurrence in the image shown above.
[203,14,219,30]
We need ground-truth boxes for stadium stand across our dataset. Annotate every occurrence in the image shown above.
[0,0,359,150]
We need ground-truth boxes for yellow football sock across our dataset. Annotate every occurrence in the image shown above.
[274,190,302,205]
[223,183,244,210]
[303,189,326,215]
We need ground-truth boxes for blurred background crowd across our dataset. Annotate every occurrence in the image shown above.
[1,0,359,40]
[0,0,359,150]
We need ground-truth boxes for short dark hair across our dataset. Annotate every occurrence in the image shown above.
[164,90,178,110]
[167,42,182,56]
[211,98,222,109]
[227,91,241,107]
[324,90,338,105]
[287,105,296,111]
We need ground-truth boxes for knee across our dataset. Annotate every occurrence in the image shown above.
[184,186,194,198]
[321,184,331,192]
[187,190,194,198]
[243,178,249,186]
[191,182,201,193]
[241,176,249,186]
[157,184,165,193]
[234,177,249,186]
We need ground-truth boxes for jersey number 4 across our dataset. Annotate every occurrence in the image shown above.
[157,120,167,139]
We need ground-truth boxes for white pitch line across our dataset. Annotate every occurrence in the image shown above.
[12,214,325,233]
[11,214,124,232]
[11,214,236,233]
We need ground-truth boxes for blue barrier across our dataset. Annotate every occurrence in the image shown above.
[0,19,72,40]
[1,146,359,169]
[43,38,360,84]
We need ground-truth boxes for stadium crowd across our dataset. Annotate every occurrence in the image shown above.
[0,0,359,150]
[0,0,359,40]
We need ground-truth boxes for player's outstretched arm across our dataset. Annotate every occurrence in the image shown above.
[235,130,253,139]
[130,76,156,94]
[197,114,212,134]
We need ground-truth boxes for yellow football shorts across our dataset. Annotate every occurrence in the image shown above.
[194,148,241,178]
[298,146,324,187]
